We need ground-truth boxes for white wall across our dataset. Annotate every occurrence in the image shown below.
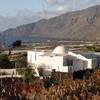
[88,58,97,69]
[68,51,96,71]
[92,59,97,68]
[0,69,16,75]
[27,50,98,73]
[27,51,44,64]
[37,55,64,72]
[87,59,92,69]
[27,51,68,72]
[74,59,83,71]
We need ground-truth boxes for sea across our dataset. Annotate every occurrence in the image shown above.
[1,34,49,48]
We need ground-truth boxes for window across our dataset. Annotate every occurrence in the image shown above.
[63,59,73,66]
[67,59,73,66]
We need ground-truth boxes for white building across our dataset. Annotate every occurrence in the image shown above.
[27,46,99,75]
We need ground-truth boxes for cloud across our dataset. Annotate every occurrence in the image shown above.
[57,6,65,11]
[57,5,70,13]
[46,0,100,11]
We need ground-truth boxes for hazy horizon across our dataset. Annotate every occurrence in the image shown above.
[0,0,100,31]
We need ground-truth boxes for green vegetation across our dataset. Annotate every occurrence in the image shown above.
[86,45,96,51]
[9,52,27,68]
[16,67,35,81]
[14,57,27,68]
[86,44,100,52]
[0,53,11,68]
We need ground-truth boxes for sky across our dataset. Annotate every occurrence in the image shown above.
[0,0,100,31]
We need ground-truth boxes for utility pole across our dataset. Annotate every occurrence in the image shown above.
[2,34,6,50]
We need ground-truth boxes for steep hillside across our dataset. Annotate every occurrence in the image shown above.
[3,5,100,40]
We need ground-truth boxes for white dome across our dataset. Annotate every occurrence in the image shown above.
[52,46,66,55]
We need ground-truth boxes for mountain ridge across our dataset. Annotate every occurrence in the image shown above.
[2,4,100,40]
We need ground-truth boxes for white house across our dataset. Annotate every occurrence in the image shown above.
[27,46,99,76]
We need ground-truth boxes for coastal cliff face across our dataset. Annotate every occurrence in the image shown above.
[2,5,100,40]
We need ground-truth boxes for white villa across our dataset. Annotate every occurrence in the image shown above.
[27,46,100,75]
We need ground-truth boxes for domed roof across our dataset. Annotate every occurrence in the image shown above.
[52,46,66,55]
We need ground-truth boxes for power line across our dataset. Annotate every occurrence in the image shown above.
[40,0,48,18]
